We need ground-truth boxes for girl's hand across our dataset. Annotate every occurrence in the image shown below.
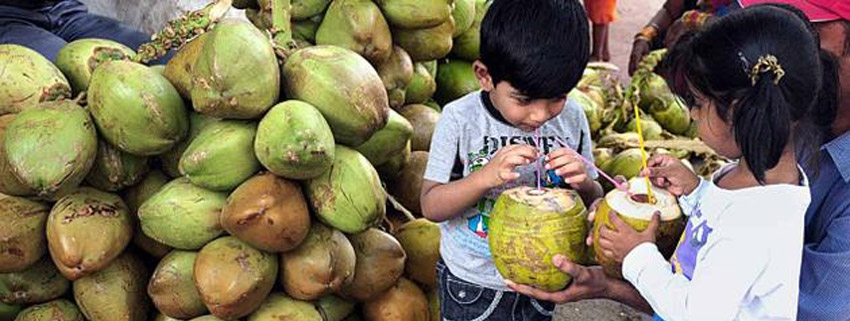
[505,255,610,302]
[478,144,539,189]
[597,210,661,265]
[641,154,700,196]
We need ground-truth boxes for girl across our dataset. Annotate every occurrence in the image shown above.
[596,5,834,320]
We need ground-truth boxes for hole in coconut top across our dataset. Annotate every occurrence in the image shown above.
[526,188,546,196]
[630,194,651,204]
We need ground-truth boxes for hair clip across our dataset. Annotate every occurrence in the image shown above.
[749,54,785,86]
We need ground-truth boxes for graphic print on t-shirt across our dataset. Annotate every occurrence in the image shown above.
[670,204,714,280]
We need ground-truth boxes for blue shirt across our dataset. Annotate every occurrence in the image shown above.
[799,132,850,320]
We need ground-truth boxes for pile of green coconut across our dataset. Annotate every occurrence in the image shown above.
[0,0,725,319]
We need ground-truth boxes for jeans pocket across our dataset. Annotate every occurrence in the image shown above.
[440,270,502,321]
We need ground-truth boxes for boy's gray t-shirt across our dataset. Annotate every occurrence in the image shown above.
[424,90,597,291]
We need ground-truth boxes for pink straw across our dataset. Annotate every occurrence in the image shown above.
[536,128,542,190]
[552,136,626,190]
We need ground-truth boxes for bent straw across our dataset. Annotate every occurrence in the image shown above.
[551,136,626,191]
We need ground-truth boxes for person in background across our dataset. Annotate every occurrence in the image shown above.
[0,0,169,63]
[584,0,618,62]
[628,0,738,75]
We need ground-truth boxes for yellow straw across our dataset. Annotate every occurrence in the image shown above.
[631,105,656,204]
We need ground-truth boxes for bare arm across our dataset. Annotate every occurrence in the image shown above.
[421,144,538,222]
[420,172,492,222]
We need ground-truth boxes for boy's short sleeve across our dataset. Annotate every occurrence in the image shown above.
[423,109,461,184]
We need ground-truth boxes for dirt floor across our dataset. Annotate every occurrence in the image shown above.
[553,1,664,320]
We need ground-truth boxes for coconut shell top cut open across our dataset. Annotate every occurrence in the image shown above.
[593,177,685,279]
[488,187,587,291]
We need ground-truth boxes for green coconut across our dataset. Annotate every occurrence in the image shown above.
[626,116,664,141]
[293,14,323,43]
[148,251,207,319]
[122,170,172,258]
[354,109,414,167]
[341,228,406,301]
[315,295,356,321]
[395,219,440,290]
[399,104,440,152]
[194,236,278,320]
[392,17,455,62]
[293,0,331,19]
[422,60,438,78]
[434,59,480,105]
[190,19,280,119]
[54,39,135,94]
[13,300,82,321]
[254,100,335,180]
[164,33,210,99]
[423,99,442,112]
[489,187,588,291]
[283,45,389,147]
[4,101,97,199]
[0,115,33,197]
[0,301,20,321]
[388,151,428,215]
[451,0,489,61]
[179,120,260,191]
[72,253,150,321]
[593,148,616,174]
[593,177,685,278]
[153,313,185,321]
[404,63,438,105]
[606,148,644,179]
[649,94,691,135]
[638,73,673,110]
[451,0,476,37]
[569,89,603,133]
[88,60,189,156]
[375,46,414,109]
[0,257,69,305]
[427,289,439,321]
[46,188,132,281]
[0,196,49,273]
[316,0,392,63]
[221,173,311,253]
[160,113,220,178]
[362,278,429,321]
[189,316,226,321]
[304,146,386,234]
[138,178,227,250]
[85,140,149,192]
[377,140,411,181]
[375,0,452,29]
[247,293,322,321]
[0,44,70,115]
[280,222,356,300]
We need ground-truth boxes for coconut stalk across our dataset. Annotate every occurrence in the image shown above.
[134,0,234,64]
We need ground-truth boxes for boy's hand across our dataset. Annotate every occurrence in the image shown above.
[597,210,660,265]
[641,154,700,196]
[505,255,610,302]
[478,144,539,189]
[545,148,592,190]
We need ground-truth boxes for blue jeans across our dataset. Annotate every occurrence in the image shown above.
[0,0,170,63]
[436,259,556,321]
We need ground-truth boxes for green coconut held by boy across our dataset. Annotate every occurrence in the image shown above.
[489,187,588,291]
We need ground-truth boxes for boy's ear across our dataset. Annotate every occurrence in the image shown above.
[473,60,495,91]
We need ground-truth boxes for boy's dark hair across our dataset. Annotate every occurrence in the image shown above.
[479,0,589,99]
[664,5,833,183]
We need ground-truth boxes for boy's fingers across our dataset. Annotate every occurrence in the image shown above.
[645,212,662,235]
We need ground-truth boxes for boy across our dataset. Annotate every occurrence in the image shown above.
[420,0,603,319]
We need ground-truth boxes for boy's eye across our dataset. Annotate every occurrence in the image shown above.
[514,97,532,105]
